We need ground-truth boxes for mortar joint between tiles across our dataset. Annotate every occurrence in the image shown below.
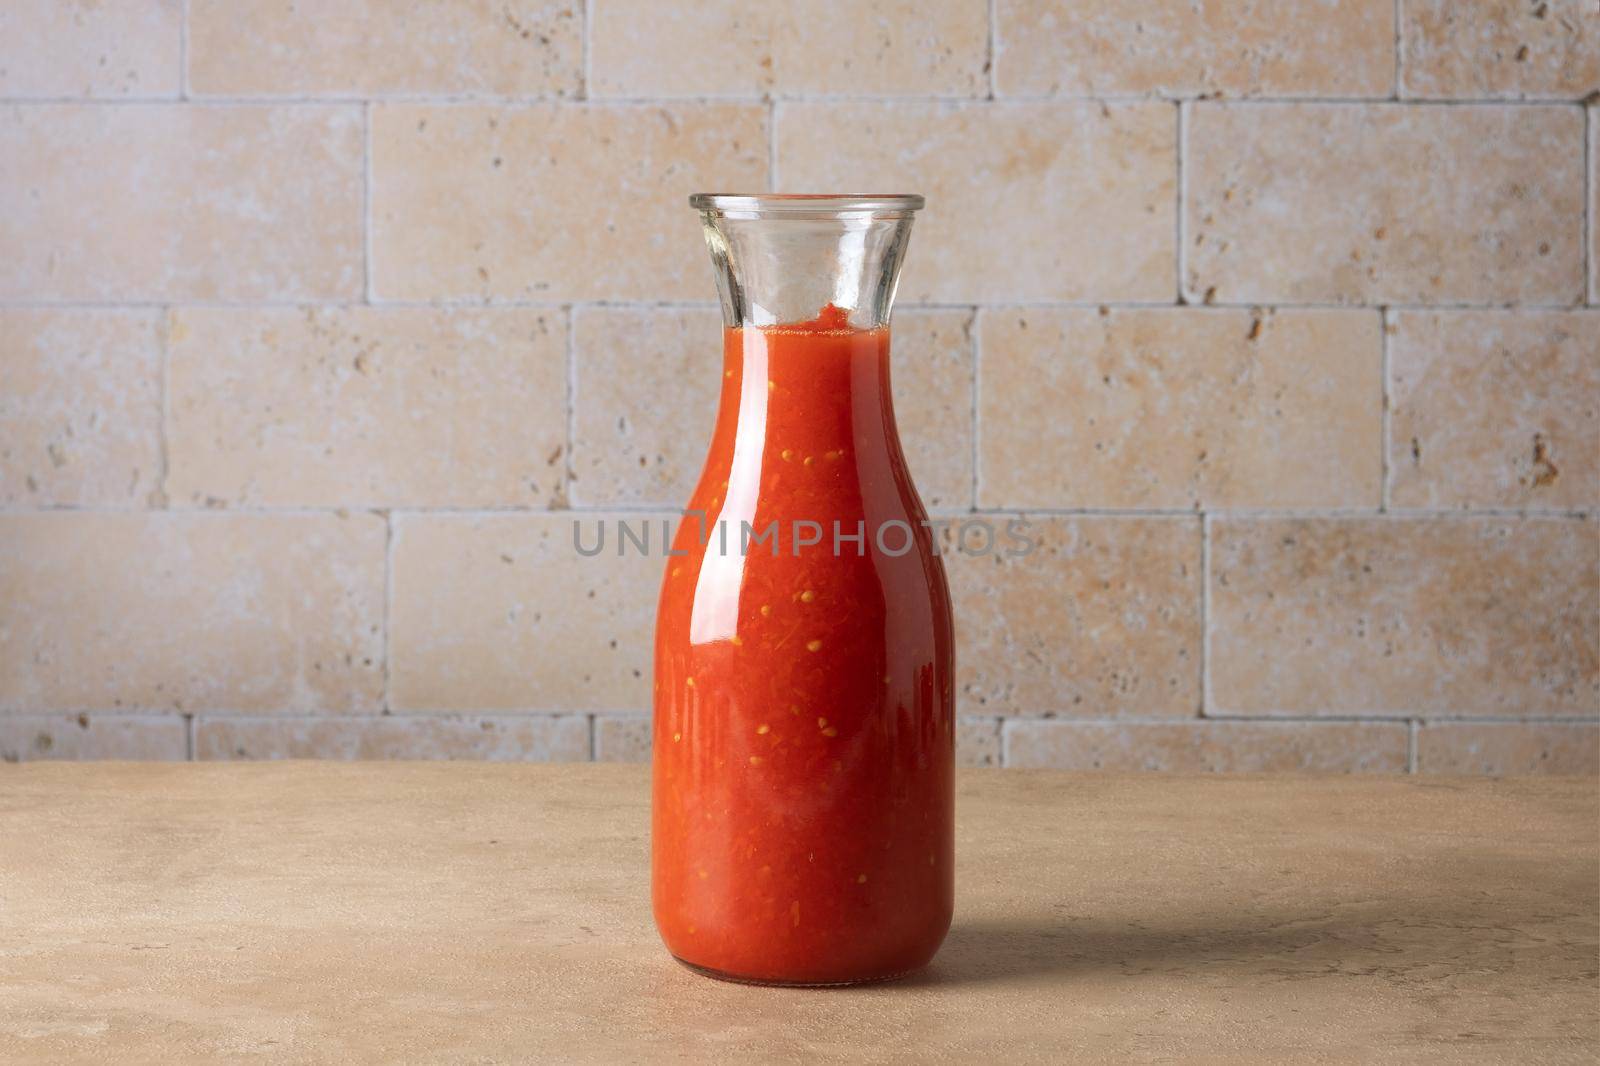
[5,93,1597,108]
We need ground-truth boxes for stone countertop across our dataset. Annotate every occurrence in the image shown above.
[1,764,1595,1064]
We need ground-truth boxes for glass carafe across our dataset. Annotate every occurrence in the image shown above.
[652,194,954,985]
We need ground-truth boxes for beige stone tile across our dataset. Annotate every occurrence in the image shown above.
[1390,311,1599,510]
[167,307,566,509]
[1580,101,1593,302]
[1417,721,1600,775]
[979,308,1381,510]
[0,513,385,714]
[778,102,1176,303]
[1003,720,1409,772]
[571,308,973,510]
[948,516,1201,717]
[390,513,665,711]
[590,0,988,98]
[195,714,591,761]
[188,0,581,97]
[0,310,163,508]
[0,104,362,302]
[0,1,181,98]
[1210,517,1600,717]
[998,0,1394,98]
[1400,0,1599,100]
[1186,103,1585,305]
[371,103,766,302]
[894,310,977,511]
[0,714,187,762]
[594,713,651,763]
[956,716,1002,767]
[571,307,722,508]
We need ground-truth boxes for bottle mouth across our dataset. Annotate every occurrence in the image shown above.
[689,193,924,220]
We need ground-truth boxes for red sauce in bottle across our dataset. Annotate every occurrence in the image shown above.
[652,304,955,985]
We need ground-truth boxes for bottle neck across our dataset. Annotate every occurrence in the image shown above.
[699,210,915,332]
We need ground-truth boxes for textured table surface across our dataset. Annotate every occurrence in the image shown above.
[1,763,1595,1064]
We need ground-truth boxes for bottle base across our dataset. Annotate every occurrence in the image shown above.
[672,955,925,988]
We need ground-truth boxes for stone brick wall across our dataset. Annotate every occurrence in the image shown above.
[1,1,1595,771]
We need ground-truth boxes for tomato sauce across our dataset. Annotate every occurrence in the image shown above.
[652,304,955,985]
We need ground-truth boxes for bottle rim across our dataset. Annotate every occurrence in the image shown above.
[689,193,924,219]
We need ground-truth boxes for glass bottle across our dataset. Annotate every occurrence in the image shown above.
[652,194,954,985]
